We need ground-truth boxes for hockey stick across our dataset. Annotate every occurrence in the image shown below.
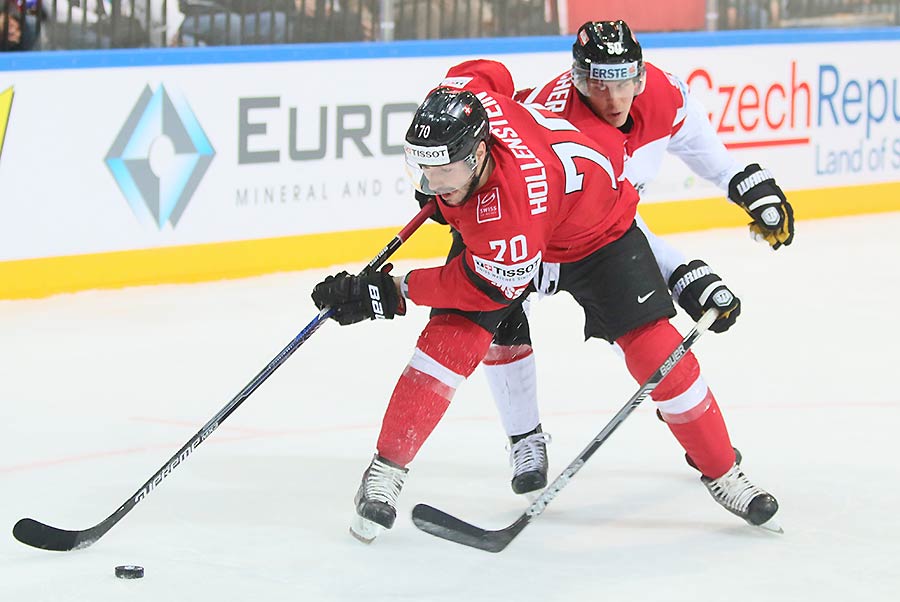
[13,201,436,552]
[411,308,719,553]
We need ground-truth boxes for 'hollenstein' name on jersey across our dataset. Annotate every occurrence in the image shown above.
[476,92,550,216]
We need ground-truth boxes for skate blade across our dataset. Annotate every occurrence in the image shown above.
[349,515,383,544]
[751,516,784,534]
[524,489,546,504]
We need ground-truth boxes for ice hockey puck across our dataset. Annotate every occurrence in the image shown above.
[115,565,144,579]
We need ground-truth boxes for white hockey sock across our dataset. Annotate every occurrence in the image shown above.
[483,348,539,437]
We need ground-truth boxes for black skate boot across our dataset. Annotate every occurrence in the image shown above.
[350,454,409,543]
[686,447,742,471]
[508,425,551,496]
[701,462,781,532]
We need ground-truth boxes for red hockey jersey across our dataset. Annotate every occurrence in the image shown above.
[406,60,639,313]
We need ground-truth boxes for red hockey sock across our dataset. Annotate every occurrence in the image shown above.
[616,318,700,401]
[617,319,734,479]
[376,314,492,466]
[376,367,453,466]
[665,392,736,479]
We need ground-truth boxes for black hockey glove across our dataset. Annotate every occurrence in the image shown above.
[416,190,448,225]
[311,265,405,326]
[728,164,794,250]
[668,260,741,334]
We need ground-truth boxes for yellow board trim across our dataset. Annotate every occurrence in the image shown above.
[0,87,13,160]
[639,181,900,234]
[2,181,898,300]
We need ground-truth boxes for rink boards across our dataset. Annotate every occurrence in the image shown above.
[0,28,898,299]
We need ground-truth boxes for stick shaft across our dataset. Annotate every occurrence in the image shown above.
[13,201,436,552]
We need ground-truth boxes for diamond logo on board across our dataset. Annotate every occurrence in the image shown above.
[105,85,215,229]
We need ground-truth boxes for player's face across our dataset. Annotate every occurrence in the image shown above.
[2,14,22,45]
[421,160,476,199]
[408,141,489,207]
[583,79,638,127]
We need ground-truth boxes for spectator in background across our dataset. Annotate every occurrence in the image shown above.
[394,0,492,39]
[289,0,373,42]
[1,3,23,49]
[178,0,288,45]
[33,0,372,48]
[2,0,40,50]
[179,0,374,46]
[723,0,784,29]
[39,0,181,48]
[486,0,556,36]
[392,0,554,40]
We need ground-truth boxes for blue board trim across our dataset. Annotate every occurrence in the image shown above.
[1,27,897,72]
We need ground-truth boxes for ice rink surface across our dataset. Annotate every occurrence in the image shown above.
[2,213,899,602]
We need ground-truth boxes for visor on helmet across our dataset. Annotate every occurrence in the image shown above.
[572,60,645,98]
[404,141,479,196]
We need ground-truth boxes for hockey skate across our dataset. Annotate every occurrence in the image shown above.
[350,454,409,544]
[508,425,551,498]
[701,462,782,533]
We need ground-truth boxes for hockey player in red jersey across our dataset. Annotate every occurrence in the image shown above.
[311,58,779,542]
[443,20,795,507]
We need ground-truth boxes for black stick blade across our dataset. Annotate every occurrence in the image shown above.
[411,504,527,553]
[13,518,98,552]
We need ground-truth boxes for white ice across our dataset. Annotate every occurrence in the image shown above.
[1,213,899,602]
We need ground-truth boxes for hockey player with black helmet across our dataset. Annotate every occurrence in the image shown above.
[403,88,493,208]
[569,19,647,126]
[464,20,789,529]
[312,58,779,543]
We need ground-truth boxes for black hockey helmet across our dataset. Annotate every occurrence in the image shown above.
[404,87,491,196]
[571,20,646,96]
[404,88,489,169]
